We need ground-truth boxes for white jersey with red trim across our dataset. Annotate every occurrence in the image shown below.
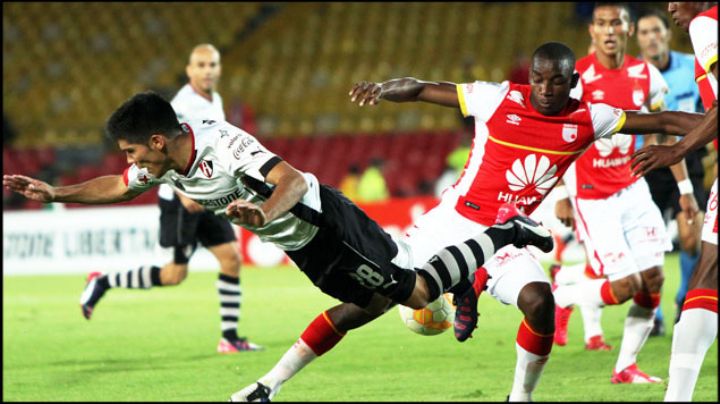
[123,119,321,251]
[447,81,625,226]
[565,53,668,199]
[691,5,718,108]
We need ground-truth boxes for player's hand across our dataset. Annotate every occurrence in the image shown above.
[631,144,684,177]
[2,174,55,202]
[678,193,699,225]
[349,81,382,106]
[554,198,575,230]
[226,199,267,227]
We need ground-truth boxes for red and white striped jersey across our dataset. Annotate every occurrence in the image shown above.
[564,53,668,199]
[690,5,717,149]
[448,81,625,226]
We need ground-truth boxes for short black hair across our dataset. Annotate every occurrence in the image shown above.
[637,9,670,30]
[532,42,576,75]
[593,2,634,22]
[105,91,182,144]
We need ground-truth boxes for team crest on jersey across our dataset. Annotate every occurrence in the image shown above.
[632,89,645,107]
[506,114,522,125]
[505,154,559,196]
[595,135,632,157]
[562,124,578,143]
[507,90,525,107]
[199,160,214,178]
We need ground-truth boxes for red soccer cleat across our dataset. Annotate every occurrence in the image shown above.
[452,267,490,342]
[553,304,573,346]
[585,335,613,351]
[611,363,662,384]
[217,337,264,353]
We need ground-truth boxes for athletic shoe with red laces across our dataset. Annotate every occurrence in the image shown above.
[585,334,613,351]
[553,304,573,346]
[217,337,264,353]
[495,203,554,253]
[80,271,107,320]
[611,363,662,384]
[452,267,490,342]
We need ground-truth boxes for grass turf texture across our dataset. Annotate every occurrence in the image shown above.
[4,253,717,401]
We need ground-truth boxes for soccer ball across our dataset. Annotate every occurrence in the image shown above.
[398,293,455,336]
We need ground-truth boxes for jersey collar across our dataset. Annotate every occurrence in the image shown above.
[180,123,197,176]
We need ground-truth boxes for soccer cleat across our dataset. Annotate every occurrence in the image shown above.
[80,271,107,320]
[452,267,490,342]
[495,203,554,253]
[217,337,264,353]
[611,363,662,384]
[585,335,613,351]
[229,382,275,402]
[553,304,573,346]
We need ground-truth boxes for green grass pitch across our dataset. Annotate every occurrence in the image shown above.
[3,253,717,401]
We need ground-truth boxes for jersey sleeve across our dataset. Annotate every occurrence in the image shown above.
[216,124,282,181]
[689,14,718,75]
[456,80,509,121]
[647,64,669,111]
[588,102,626,139]
[122,164,160,193]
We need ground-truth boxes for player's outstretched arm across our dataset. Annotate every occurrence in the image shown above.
[631,102,718,177]
[225,161,308,227]
[3,174,140,205]
[620,109,705,136]
[349,78,459,107]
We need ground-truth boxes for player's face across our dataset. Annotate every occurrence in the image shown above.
[529,58,574,116]
[589,6,634,57]
[187,49,221,93]
[668,2,700,32]
[117,138,170,178]
[637,16,670,61]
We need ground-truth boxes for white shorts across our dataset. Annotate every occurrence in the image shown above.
[572,179,671,281]
[702,178,718,245]
[403,197,549,307]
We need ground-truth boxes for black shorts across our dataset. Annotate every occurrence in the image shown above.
[645,154,708,218]
[158,197,236,263]
[286,186,416,308]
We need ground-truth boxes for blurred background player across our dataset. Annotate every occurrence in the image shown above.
[636,8,707,337]
[79,44,262,353]
[551,2,699,384]
[633,2,717,401]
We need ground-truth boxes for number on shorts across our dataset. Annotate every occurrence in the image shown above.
[349,264,384,289]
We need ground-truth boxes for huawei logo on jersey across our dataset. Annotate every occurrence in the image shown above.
[594,135,632,157]
[199,160,214,178]
[505,154,559,196]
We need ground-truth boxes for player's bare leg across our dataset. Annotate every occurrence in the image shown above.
[210,242,263,353]
[665,241,718,401]
[508,282,555,402]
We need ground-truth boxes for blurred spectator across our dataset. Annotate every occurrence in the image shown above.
[227,97,257,135]
[434,137,471,197]
[338,163,361,201]
[4,112,17,145]
[508,51,530,84]
[357,158,389,202]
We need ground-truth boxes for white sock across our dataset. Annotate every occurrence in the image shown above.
[664,309,718,401]
[553,278,606,308]
[508,344,549,402]
[579,304,604,343]
[258,338,317,392]
[615,304,654,372]
[554,263,586,286]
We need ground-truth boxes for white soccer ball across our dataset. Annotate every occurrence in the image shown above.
[398,293,455,336]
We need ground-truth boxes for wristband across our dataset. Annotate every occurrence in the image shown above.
[677,179,694,195]
[554,185,569,200]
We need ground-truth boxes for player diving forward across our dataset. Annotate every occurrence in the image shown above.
[228,41,707,402]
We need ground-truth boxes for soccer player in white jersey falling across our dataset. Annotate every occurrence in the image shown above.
[3,91,558,400]
[225,42,708,402]
[633,2,717,401]
[78,44,262,353]
[551,2,699,384]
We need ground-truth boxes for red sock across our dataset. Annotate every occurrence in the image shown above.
[633,291,660,309]
[600,280,619,305]
[300,311,345,356]
[516,319,553,356]
[682,289,718,313]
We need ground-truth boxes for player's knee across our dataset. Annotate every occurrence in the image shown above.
[610,274,642,302]
[518,282,555,324]
[162,264,188,285]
